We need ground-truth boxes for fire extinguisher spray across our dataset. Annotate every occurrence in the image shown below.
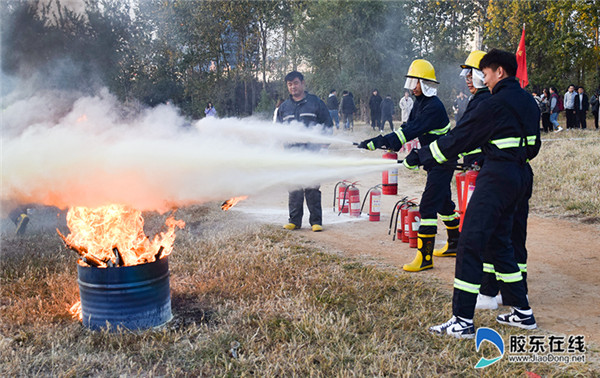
[361,185,382,221]
[382,151,398,195]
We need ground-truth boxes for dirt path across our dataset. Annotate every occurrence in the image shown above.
[235,163,600,346]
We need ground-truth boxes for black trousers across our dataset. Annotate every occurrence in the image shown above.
[575,110,587,129]
[370,110,381,129]
[381,116,394,131]
[453,160,530,319]
[480,164,533,297]
[288,186,322,227]
[418,166,459,235]
[593,110,599,129]
[565,109,576,129]
[541,113,552,132]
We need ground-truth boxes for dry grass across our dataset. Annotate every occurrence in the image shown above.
[1,204,597,377]
[531,129,600,222]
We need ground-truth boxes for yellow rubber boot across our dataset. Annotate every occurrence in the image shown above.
[403,234,434,272]
[433,226,459,257]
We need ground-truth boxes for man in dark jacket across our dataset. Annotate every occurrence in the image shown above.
[369,89,383,130]
[413,49,541,338]
[326,89,340,129]
[591,88,600,130]
[574,86,589,129]
[340,90,356,130]
[358,59,458,274]
[277,71,333,232]
[380,94,395,132]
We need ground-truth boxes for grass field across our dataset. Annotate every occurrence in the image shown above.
[530,129,600,221]
[1,123,599,376]
[1,204,597,376]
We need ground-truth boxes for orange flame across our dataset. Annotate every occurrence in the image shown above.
[221,196,248,211]
[69,301,82,321]
[60,204,185,267]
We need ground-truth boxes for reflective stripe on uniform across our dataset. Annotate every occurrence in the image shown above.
[483,263,495,274]
[439,213,458,222]
[430,140,448,164]
[495,271,523,283]
[403,159,418,170]
[518,263,527,273]
[367,141,376,151]
[420,218,437,227]
[458,148,482,158]
[454,278,480,294]
[395,129,407,145]
[489,135,537,149]
[299,113,316,118]
[428,122,451,135]
[283,115,295,121]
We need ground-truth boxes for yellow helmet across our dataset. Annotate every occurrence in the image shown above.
[406,59,438,83]
[461,50,486,70]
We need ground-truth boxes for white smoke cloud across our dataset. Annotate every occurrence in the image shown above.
[2,88,395,213]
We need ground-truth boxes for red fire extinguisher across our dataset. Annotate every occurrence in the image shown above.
[459,169,479,231]
[361,185,382,221]
[382,151,398,195]
[333,180,349,213]
[407,208,420,248]
[348,185,361,217]
[388,197,418,241]
[455,171,466,215]
[338,182,360,217]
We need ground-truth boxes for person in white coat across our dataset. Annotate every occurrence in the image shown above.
[399,90,414,123]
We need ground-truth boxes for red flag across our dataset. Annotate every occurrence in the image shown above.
[516,25,528,88]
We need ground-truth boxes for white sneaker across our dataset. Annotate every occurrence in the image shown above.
[429,316,475,339]
[554,126,563,133]
[476,294,498,310]
[496,307,537,330]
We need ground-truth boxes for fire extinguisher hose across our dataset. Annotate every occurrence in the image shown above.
[333,180,347,211]
[360,185,382,216]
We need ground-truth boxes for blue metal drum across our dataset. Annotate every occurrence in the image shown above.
[77,257,172,331]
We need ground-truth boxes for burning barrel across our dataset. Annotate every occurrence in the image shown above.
[77,256,172,331]
[58,204,185,331]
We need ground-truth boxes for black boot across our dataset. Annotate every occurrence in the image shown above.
[433,226,459,257]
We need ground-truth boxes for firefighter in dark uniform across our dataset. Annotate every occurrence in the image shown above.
[432,50,490,259]
[358,59,459,272]
[446,51,533,311]
[409,49,541,338]
[277,71,333,232]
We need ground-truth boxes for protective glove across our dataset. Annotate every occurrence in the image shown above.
[357,135,388,151]
[402,149,420,171]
